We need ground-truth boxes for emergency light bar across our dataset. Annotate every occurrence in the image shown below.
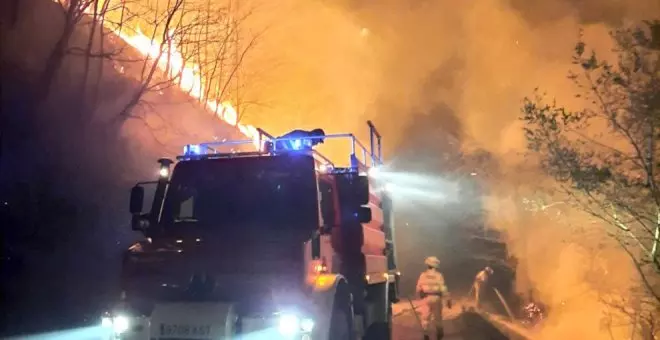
[178,121,384,172]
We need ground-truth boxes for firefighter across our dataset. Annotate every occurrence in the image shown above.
[272,128,326,151]
[416,256,452,340]
[471,266,493,308]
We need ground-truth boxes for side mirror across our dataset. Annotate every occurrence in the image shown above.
[130,186,145,215]
[357,206,372,224]
[342,206,372,224]
[131,214,150,231]
[311,230,321,258]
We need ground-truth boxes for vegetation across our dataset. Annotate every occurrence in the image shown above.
[0,0,257,334]
[521,20,660,337]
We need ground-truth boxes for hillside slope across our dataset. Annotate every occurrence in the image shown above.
[0,0,245,335]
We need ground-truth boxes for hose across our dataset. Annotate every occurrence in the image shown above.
[492,287,515,321]
[407,297,426,334]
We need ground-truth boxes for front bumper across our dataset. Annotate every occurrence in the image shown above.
[101,302,235,340]
[100,303,316,340]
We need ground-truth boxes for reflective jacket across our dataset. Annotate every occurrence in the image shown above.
[475,270,489,284]
[416,269,448,296]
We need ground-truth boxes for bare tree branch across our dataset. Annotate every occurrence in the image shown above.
[520,21,660,330]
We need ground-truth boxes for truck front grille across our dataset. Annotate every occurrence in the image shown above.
[153,338,212,340]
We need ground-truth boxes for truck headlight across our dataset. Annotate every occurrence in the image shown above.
[300,318,314,332]
[113,315,130,333]
[101,314,130,334]
[277,314,314,336]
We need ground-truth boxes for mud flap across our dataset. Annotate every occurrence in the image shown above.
[353,314,365,338]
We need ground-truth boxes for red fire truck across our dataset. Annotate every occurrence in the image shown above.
[102,121,398,340]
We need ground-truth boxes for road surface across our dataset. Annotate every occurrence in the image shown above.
[5,299,522,340]
[392,299,517,340]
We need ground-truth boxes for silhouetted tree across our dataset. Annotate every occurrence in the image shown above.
[521,20,660,336]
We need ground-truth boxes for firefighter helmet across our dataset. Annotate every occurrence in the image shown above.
[424,256,441,269]
[310,128,326,143]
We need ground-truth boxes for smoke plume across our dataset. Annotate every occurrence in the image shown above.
[238,0,659,337]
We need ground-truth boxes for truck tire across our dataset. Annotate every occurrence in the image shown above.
[363,283,392,340]
[364,304,392,340]
[329,282,355,340]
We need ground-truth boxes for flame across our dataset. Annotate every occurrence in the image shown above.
[63,0,261,147]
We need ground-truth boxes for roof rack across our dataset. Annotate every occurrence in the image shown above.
[177,121,383,171]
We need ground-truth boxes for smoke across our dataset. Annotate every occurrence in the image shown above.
[240,0,657,152]
[484,172,648,338]
[0,0,253,331]
[4,0,655,334]
[236,0,659,337]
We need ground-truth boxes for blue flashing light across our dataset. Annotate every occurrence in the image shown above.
[290,139,303,150]
[273,139,314,152]
[288,139,313,151]
[183,144,202,156]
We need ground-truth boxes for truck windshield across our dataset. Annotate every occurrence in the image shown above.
[159,155,319,230]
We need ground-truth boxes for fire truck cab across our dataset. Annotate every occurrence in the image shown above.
[103,121,398,340]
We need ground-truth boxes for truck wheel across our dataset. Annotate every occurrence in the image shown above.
[363,283,392,340]
[364,304,392,340]
[329,283,355,340]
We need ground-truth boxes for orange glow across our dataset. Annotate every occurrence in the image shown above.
[312,274,337,291]
[306,258,332,288]
[116,26,261,147]
[61,1,261,148]
[310,258,328,274]
[306,260,328,286]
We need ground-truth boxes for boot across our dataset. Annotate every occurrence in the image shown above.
[436,327,445,340]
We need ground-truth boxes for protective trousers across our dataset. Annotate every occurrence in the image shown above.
[421,295,444,339]
[473,281,483,308]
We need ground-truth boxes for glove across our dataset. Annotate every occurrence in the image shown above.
[447,299,453,309]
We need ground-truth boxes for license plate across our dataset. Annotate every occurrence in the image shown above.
[160,324,211,337]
